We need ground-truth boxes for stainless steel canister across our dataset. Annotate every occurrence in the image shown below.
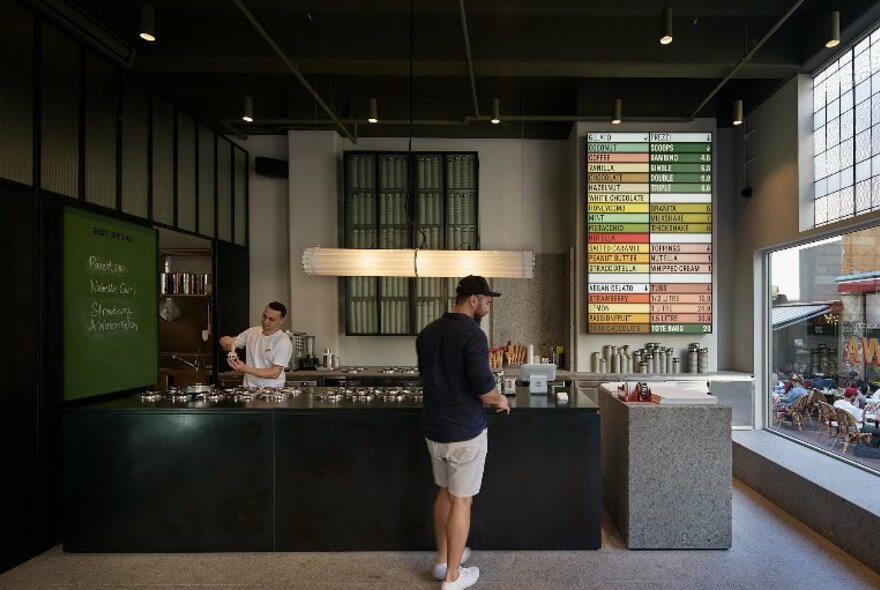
[602,345,612,368]
[638,361,648,374]
[657,349,666,374]
[672,357,680,374]
[666,348,674,373]
[646,353,654,374]
[599,358,607,373]
[611,352,620,373]
[625,355,633,374]
[159,273,169,294]
[698,347,709,373]
[688,344,699,374]
[591,352,602,373]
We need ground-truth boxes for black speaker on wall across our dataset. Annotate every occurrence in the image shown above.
[740,187,753,198]
[254,157,289,179]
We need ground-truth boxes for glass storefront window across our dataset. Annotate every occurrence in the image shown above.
[768,226,880,473]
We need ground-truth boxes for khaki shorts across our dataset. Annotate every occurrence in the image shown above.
[425,429,488,498]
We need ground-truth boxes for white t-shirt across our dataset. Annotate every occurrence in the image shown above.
[834,399,863,426]
[233,327,292,388]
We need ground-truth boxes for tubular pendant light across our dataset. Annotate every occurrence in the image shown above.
[660,3,673,45]
[301,247,535,278]
[491,98,501,124]
[367,97,378,123]
[242,96,254,123]
[139,4,156,42]
[732,99,744,126]
[611,98,622,125]
[826,10,840,48]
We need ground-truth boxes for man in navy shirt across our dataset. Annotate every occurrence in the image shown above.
[417,275,510,590]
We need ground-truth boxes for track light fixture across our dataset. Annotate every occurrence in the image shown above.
[242,96,254,123]
[368,97,378,123]
[491,98,501,124]
[732,99,744,126]
[826,10,840,48]
[660,3,673,45]
[139,4,156,42]
[611,98,622,125]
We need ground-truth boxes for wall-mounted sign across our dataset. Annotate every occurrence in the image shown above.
[585,132,713,334]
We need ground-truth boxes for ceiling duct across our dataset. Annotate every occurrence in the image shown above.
[25,0,136,68]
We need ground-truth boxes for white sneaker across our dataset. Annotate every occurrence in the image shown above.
[432,546,472,581]
[440,566,479,590]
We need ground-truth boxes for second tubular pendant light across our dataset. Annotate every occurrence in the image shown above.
[368,97,378,123]
[139,4,156,42]
[491,98,501,124]
[732,99,744,126]
[660,2,673,45]
[611,98,622,125]
[242,96,254,123]
[826,10,840,48]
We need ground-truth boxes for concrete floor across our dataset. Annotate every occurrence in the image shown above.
[1,479,878,590]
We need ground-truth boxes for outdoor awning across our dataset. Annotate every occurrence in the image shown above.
[772,304,831,330]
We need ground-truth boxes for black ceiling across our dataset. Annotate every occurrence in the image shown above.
[68,0,880,138]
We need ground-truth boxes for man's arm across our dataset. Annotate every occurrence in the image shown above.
[480,387,510,414]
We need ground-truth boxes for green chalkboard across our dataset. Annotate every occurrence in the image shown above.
[63,207,158,400]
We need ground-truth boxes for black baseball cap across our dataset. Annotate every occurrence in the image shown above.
[456,275,501,297]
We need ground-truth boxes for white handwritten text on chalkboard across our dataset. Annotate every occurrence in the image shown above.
[88,256,129,274]
[88,302,139,333]
[89,279,138,295]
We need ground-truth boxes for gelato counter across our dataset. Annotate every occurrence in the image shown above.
[63,386,600,552]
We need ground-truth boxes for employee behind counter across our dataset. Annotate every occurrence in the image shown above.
[219,301,292,388]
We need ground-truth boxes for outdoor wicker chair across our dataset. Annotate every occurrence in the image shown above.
[777,394,811,431]
[815,400,838,444]
[832,408,870,453]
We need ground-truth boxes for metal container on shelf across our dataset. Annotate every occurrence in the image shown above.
[638,361,648,374]
[599,358,607,373]
[591,352,602,373]
[666,347,674,373]
[657,349,667,374]
[672,357,680,374]
[688,344,699,374]
[698,347,709,373]
[602,345,612,368]
[159,273,171,295]
[611,352,620,373]
[646,353,654,374]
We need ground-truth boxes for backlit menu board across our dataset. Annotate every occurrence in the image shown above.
[586,132,713,334]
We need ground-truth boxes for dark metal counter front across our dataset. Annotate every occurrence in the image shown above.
[63,387,600,552]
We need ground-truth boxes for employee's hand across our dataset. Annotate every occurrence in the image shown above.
[228,356,248,373]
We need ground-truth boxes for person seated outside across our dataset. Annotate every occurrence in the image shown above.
[777,374,808,408]
[834,388,880,449]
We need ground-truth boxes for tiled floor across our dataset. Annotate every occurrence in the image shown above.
[1,479,878,590]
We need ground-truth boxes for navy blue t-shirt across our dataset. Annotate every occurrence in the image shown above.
[416,312,496,443]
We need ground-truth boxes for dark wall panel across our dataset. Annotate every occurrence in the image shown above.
[0,186,40,572]
[176,112,196,232]
[215,241,249,372]
[0,0,34,186]
[198,125,215,237]
[151,97,174,225]
[83,51,118,209]
[40,23,80,198]
[217,139,232,242]
[233,147,247,246]
[120,77,149,218]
